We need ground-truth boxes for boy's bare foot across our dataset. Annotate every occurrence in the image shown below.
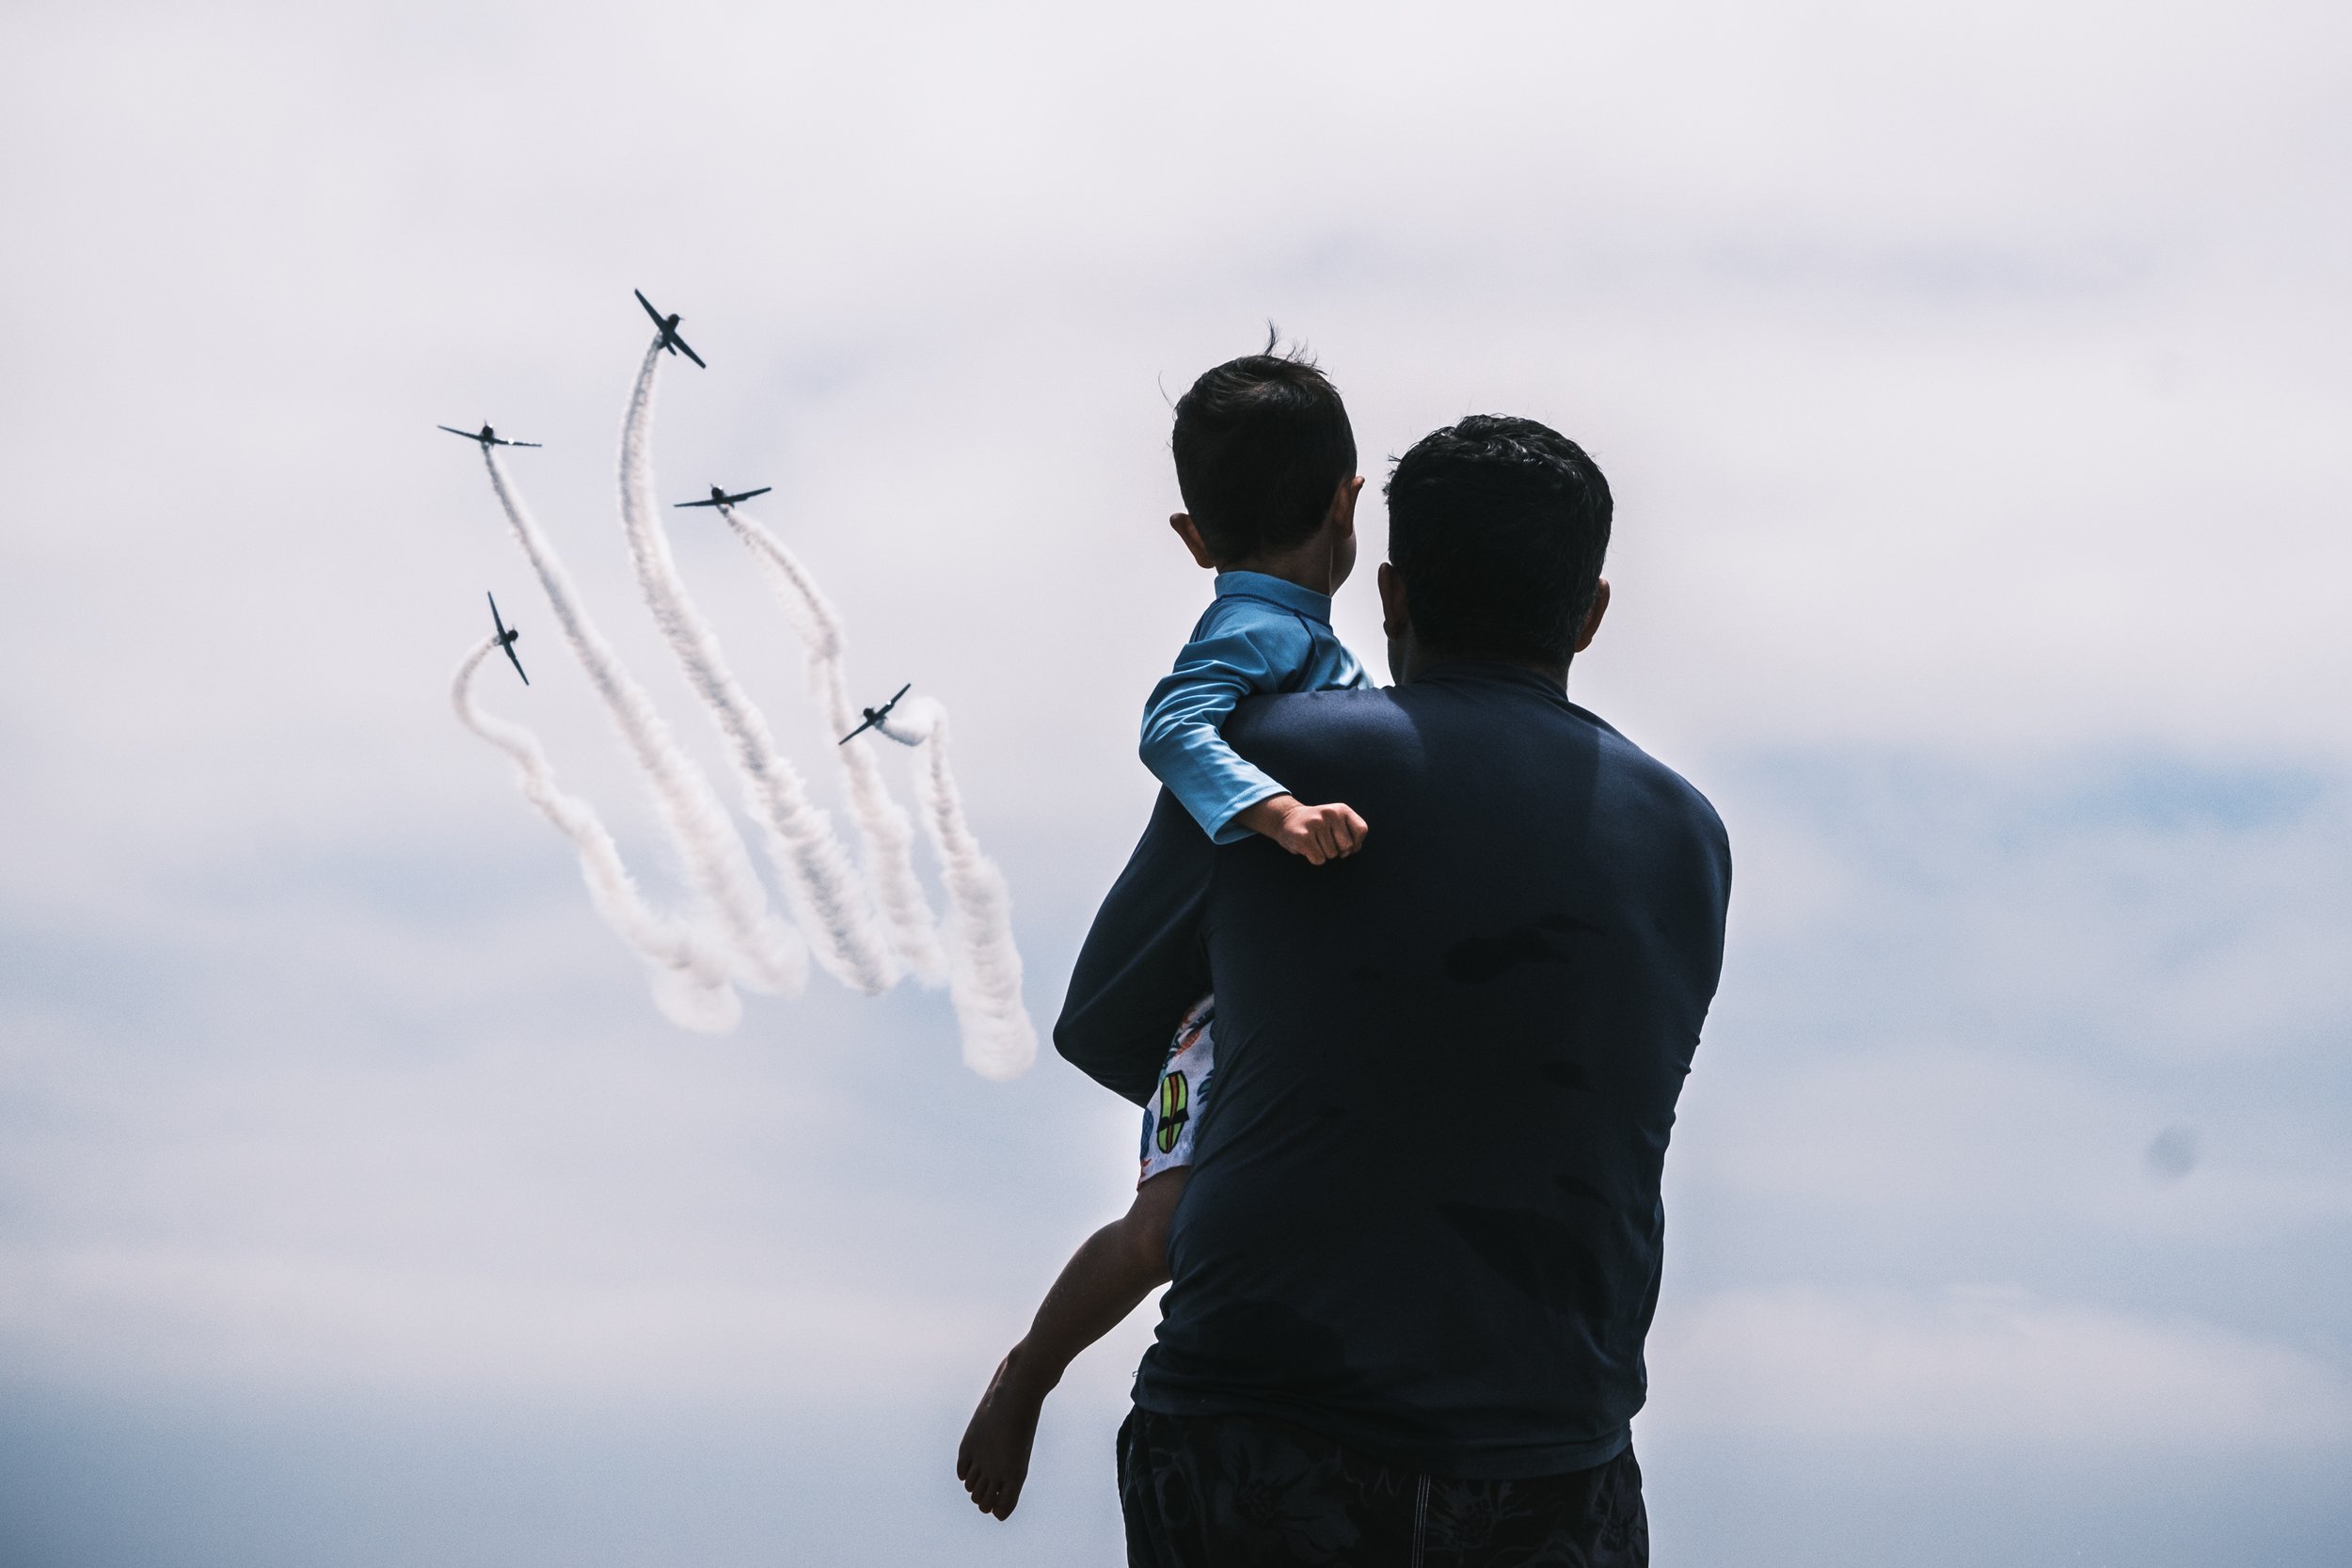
[958,1349,1050,1520]
[1237,794,1368,865]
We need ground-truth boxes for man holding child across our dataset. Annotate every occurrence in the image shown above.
[960,345,1730,1566]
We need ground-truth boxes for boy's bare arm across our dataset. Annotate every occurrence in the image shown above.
[1235,793,1368,865]
[958,1171,1187,1520]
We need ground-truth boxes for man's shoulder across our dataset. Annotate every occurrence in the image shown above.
[1553,708,1729,879]
[1225,683,1410,752]
[1572,704,1725,832]
[1232,681,1724,846]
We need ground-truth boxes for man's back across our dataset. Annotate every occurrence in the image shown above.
[1057,660,1730,1479]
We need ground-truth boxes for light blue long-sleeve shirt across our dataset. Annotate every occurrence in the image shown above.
[1140,571,1373,843]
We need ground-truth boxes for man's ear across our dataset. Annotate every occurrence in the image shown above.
[1573,578,1611,654]
[1377,561,1409,638]
[1169,514,1219,570]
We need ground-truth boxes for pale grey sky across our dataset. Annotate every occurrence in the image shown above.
[2,1,2347,1563]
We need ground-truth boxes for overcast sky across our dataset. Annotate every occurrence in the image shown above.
[3,1,2348,1563]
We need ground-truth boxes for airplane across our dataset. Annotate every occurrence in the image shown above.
[674,484,773,510]
[839,683,912,745]
[486,592,529,686]
[439,423,541,449]
[634,289,707,368]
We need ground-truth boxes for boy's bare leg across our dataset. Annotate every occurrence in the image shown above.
[958,1169,1187,1520]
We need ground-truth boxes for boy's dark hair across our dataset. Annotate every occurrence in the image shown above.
[1384,415,1613,671]
[1171,335,1358,564]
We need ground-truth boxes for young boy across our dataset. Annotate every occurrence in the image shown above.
[957,341,1372,1520]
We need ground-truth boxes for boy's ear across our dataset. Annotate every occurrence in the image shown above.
[1336,474,1374,535]
[1169,514,1220,570]
[1329,475,1364,535]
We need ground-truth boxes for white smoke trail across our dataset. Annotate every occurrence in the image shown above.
[718,500,948,986]
[615,341,902,995]
[479,445,807,994]
[873,698,1036,1080]
[451,639,742,1034]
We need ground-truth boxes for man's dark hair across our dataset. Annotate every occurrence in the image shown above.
[1384,415,1613,671]
[1171,336,1358,564]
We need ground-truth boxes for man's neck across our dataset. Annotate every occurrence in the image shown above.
[1394,636,1569,690]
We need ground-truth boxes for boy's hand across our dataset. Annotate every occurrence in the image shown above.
[1237,794,1369,865]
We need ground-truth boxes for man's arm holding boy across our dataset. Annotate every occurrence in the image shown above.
[1053,787,1217,1102]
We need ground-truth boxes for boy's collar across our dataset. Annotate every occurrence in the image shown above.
[1214,571,1334,623]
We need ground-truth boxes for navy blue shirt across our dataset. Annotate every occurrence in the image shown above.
[1056,661,1731,1479]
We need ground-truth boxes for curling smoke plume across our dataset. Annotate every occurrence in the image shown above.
[453,332,1032,1075]
[616,341,901,995]
[451,639,742,1034]
[719,499,948,986]
[479,446,806,994]
[874,698,1036,1080]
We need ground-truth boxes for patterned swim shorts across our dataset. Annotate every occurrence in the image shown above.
[1137,994,1216,1184]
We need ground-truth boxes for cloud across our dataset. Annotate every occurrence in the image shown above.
[1710,751,2352,1068]
[1647,1283,2352,1450]
[0,1242,999,1402]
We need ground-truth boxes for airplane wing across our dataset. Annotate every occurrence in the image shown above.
[673,498,723,508]
[504,439,543,448]
[635,289,663,326]
[675,334,707,370]
[487,594,528,684]
[730,486,771,503]
[439,425,481,440]
[841,688,912,744]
